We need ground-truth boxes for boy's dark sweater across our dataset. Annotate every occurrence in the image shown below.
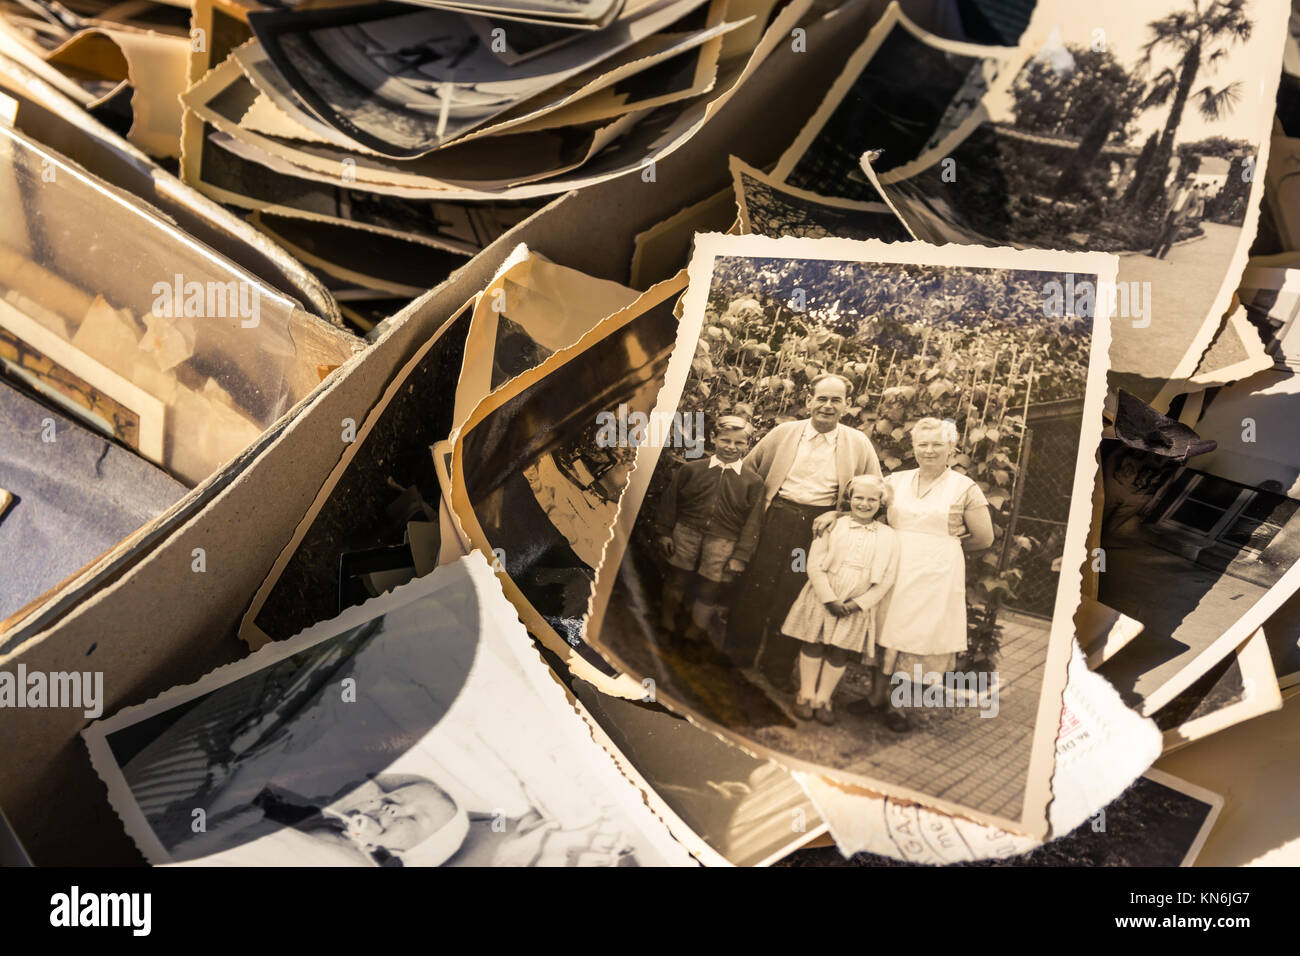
[654,457,766,563]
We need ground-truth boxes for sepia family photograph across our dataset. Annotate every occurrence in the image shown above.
[589,234,1113,835]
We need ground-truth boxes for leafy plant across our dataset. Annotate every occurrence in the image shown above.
[656,258,1091,635]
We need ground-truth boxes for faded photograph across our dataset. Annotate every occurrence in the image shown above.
[873,0,1286,401]
[588,234,1110,835]
[1098,359,1300,712]
[454,280,681,666]
[89,559,689,866]
[733,157,913,243]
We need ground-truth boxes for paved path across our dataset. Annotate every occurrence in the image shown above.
[1109,222,1244,400]
[751,612,1051,820]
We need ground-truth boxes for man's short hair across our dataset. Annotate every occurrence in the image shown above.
[808,372,853,398]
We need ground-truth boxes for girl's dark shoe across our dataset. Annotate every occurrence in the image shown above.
[794,697,815,720]
[814,704,836,726]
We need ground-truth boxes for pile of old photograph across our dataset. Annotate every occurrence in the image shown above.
[3,0,1300,870]
[0,0,792,332]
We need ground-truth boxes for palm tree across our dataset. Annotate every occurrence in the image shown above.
[1132,0,1253,211]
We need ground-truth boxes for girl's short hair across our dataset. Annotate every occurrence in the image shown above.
[911,416,959,446]
[845,473,891,508]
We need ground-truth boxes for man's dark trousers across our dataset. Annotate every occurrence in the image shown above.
[724,496,834,684]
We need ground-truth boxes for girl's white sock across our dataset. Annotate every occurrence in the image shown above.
[797,651,820,702]
[816,662,847,707]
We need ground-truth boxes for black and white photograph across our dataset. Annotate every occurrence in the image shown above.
[452,275,685,690]
[572,680,827,866]
[731,155,915,243]
[189,60,642,197]
[405,0,625,30]
[781,770,1224,868]
[586,233,1113,837]
[86,556,693,866]
[771,2,1024,204]
[871,0,1287,405]
[1152,628,1282,751]
[247,0,709,156]
[1097,357,1300,714]
[1238,263,1300,371]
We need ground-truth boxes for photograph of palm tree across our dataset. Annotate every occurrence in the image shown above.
[872,0,1286,403]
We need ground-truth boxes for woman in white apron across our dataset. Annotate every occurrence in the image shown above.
[867,418,994,731]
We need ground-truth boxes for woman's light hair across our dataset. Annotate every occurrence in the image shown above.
[911,416,959,447]
[845,473,891,508]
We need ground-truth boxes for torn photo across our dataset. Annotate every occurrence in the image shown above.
[1097,357,1300,713]
[867,0,1288,407]
[770,1,1024,203]
[731,155,913,243]
[786,769,1222,867]
[85,555,694,866]
[451,273,686,694]
[585,233,1115,837]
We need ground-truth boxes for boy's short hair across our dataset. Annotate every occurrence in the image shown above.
[846,473,891,508]
[713,415,753,438]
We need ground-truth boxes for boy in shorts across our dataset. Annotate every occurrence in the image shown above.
[655,416,765,647]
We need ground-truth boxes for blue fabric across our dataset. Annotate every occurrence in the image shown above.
[0,380,186,621]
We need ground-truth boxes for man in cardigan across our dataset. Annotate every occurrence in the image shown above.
[723,374,882,690]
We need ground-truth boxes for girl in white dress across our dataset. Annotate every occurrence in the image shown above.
[869,418,995,731]
[781,474,899,725]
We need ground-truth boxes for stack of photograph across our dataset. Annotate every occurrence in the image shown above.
[172,0,786,331]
